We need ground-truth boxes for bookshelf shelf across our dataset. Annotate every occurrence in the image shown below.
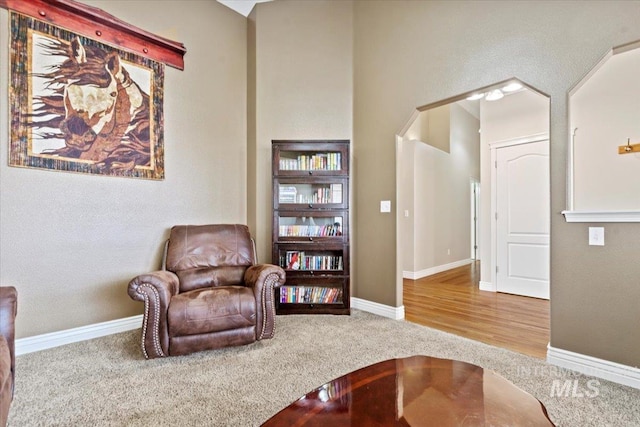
[272,140,350,315]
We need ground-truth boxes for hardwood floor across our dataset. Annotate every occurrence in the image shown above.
[403,261,550,359]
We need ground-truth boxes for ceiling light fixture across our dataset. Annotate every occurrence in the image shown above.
[502,82,523,92]
[465,81,523,102]
[466,93,485,101]
[484,89,504,101]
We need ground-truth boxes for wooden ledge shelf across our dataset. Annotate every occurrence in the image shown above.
[0,0,186,70]
[618,139,640,155]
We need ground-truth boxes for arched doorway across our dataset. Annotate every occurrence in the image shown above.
[396,79,551,358]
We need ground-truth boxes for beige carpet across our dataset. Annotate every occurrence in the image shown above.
[7,310,640,426]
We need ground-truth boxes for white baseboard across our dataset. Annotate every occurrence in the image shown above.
[547,344,640,390]
[14,299,406,355]
[16,315,142,356]
[479,280,496,292]
[351,297,404,320]
[403,259,473,280]
[15,300,405,356]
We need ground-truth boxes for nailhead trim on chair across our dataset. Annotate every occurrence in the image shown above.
[258,273,278,340]
[137,283,166,359]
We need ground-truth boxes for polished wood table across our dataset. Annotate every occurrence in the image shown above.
[262,355,555,426]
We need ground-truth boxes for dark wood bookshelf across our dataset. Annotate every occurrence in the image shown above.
[272,140,350,315]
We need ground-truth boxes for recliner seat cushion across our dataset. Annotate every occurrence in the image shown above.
[169,327,256,356]
[168,286,256,337]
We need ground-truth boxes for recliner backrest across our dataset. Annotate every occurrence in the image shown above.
[165,224,256,293]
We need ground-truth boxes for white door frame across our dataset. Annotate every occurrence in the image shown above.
[486,132,549,293]
[470,179,480,260]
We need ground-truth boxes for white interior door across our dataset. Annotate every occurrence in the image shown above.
[496,140,549,299]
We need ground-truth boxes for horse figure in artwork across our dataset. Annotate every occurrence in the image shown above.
[31,36,151,171]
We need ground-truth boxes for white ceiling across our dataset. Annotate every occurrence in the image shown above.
[217,0,271,17]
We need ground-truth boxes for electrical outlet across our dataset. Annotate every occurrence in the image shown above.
[589,227,604,246]
[380,200,391,213]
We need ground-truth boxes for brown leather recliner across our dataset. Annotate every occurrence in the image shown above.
[0,286,17,427]
[128,224,285,359]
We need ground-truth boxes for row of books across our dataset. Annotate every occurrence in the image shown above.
[279,153,341,171]
[279,185,342,204]
[280,251,343,271]
[279,286,343,304]
[279,224,342,237]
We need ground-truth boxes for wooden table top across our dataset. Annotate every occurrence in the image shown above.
[262,355,555,427]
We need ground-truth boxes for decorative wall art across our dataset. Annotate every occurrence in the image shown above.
[9,12,165,179]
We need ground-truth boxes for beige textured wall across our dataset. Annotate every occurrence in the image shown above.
[0,1,248,338]
[403,113,424,143]
[249,0,354,263]
[399,140,416,272]
[426,106,451,153]
[3,0,639,368]
[247,11,258,243]
[353,0,640,366]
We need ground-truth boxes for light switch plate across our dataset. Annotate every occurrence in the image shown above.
[589,227,604,246]
[380,200,391,213]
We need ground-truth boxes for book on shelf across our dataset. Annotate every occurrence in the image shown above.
[316,185,342,204]
[330,183,342,203]
[279,223,343,237]
[279,286,343,304]
[280,251,343,271]
[279,186,297,203]
[279,152,341,171]
[287,185,342,204]
[287,252,300,270]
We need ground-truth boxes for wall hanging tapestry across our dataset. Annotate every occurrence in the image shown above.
[9,11,168,179]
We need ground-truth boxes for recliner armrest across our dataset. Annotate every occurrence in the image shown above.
[128,271,179,302]
[128,271,179,358]
[244,264,286,340]
[244,264,286,290]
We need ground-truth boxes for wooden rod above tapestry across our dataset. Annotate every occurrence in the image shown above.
[0,0,186,70]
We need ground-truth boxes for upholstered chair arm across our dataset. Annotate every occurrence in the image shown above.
[0,286,17,397]
[244,264,286,341]
[128,271,179,359]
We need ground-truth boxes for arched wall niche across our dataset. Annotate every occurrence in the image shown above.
[564,40,640,222]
